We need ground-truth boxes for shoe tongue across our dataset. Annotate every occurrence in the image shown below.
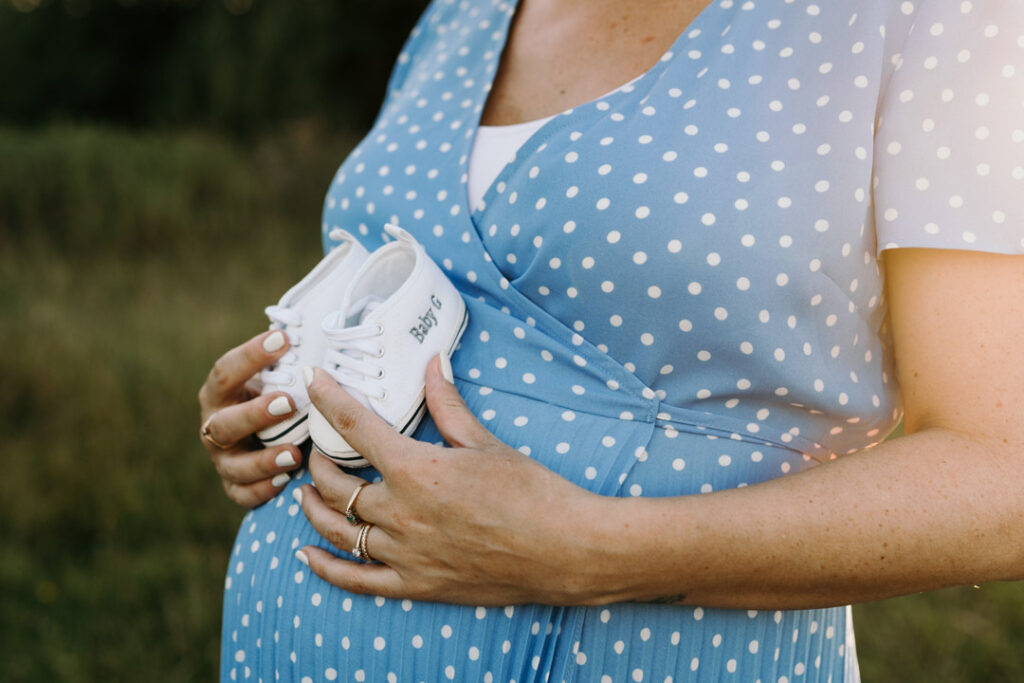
[345,294,386,326]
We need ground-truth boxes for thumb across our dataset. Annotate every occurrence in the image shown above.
[425,355,500,450]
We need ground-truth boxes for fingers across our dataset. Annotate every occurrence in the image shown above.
[307,451,388,524]
[298,482,393,561]
[211,443,303,487]
[221,465,297,508]
[200,330,290,409]
[298,545,404,598]
[201,393,296,452]
[306,367,407,472]
[425,355,501,450]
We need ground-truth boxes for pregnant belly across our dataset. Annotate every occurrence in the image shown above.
[221,384,844,682]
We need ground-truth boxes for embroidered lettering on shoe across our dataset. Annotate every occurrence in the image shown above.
[408,295,444,343]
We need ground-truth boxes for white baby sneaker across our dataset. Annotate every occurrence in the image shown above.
[309,223,469,467]
[257,229,370,447]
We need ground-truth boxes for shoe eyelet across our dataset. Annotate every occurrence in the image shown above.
[287,376,297,387]
[373,346,385,359]
[379,391,388,401]
[375,324,384,336]
[375,367,385,379]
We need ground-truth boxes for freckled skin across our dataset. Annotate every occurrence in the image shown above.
[481,0,713,125]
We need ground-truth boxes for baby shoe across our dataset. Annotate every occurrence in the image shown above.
[308,224,469,467]
[257,229,369,447]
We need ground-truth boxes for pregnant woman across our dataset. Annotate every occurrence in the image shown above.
[198,1,1024,680]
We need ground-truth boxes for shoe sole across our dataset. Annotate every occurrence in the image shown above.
[258,411,310,447]
[318,299,470,468]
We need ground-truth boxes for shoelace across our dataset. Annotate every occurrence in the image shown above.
[260,233,352,391]
[259,305,303,388]
[322,295,386,401]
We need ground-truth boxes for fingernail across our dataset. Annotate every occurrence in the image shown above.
[268,396,292,416]
[263,331,286,353]
[303,366,315,387]
[439,354,454,384]
[295,549,310,566]
[271,472,290,488]
[292,486,303,504]
[275,451,297,468]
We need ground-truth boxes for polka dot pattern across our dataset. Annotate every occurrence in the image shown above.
[874,1,1024,253]
[223,0,1021,680]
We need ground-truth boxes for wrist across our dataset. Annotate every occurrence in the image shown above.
[561,492,698,606]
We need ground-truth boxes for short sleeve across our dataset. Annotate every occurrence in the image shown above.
[873,0,1024,255]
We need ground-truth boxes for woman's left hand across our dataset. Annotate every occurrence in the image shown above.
[295,358,620,606]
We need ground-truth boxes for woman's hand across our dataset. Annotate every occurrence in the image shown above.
[295,358,622,606]
[198,330,305,507]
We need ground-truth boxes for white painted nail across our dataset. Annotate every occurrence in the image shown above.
[303,366,315,387]
[271,473,290,488]
[263,331,286,353]
[439,353,454,384]
[295,549,310,566]
[292,487,303,504]
[268,396,292,416]
[275,451,297,468]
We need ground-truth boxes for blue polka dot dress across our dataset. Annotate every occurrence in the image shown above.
[221,1,1024,681]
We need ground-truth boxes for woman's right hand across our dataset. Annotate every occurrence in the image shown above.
[198,330,304,507]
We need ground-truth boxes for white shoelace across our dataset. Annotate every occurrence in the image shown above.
[260,305,303,388]
[322,295,386,402]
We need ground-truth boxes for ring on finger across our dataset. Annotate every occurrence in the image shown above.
[353,523,375,562]
[200,414,232,450]
[345,481,370,525]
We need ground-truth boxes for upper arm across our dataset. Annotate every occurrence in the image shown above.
[884,248,1024,443]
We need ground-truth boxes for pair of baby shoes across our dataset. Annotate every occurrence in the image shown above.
[257,224,468,468]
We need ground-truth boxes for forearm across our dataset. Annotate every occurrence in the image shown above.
[587,427,1024,609]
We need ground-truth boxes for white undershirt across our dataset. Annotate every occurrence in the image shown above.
[467,77,644,210]
[467,114,555,210]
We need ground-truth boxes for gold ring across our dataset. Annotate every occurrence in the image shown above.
[344,481,370,525]
[200,414,231,450]
[353,523,374,562]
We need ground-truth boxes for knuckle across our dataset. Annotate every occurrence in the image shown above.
[317,487,346,511]
[209,357,233,392]
[324,526,350,551]
[328,407,360,435]
[439,395,467,416]
[224,481,247,506]
[346,577,373,595]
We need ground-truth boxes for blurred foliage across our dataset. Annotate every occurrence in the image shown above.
[854,583,1024,682]
[0,123,357,680]
[0,0,426,135]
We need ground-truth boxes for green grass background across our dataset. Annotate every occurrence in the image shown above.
[2,124,1021,681]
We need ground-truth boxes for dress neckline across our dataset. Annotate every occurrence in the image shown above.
[462,0,722,219]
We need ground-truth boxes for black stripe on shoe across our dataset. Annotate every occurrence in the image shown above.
[259,412,309,444]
